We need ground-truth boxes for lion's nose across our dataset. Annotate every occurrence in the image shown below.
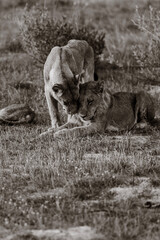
[67,108,77,115]
[80,114,87,119]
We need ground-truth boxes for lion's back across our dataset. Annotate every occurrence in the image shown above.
[106,92,136,130]
[44,46,61,82]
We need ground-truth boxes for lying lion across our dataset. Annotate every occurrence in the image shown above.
[0,104,35,124]
[52,81,156,138]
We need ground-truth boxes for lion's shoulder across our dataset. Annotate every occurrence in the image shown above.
[67,39,89,49]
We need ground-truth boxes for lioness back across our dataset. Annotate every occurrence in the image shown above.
[44,40,94,83]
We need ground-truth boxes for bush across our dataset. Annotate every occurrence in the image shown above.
[132,6,160,69]
[0,0,36,9]
[19,6,105,66]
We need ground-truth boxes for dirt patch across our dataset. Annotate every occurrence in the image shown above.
[3,226,104,240]
[27,188,66,201]
[110,177,160,205]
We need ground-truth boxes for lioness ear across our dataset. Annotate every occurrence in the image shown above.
[96,80,104,93]
[52,84,64,96]
[74,70,85,85]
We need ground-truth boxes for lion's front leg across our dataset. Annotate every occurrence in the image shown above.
[39,121,81,138]
[45,87,61,129]
[54,123,100,139]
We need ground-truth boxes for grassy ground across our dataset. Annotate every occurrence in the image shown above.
[0,0,160,239]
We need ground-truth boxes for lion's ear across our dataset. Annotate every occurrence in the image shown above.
[74,70,85,85]
[95,80,104,93]
[52,84,64,96]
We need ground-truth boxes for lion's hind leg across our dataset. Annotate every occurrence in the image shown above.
[134,91,155,129]
[135,91,155,124]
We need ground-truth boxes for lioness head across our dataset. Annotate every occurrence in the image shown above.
[78,81,107,121]
[52,73,83,115]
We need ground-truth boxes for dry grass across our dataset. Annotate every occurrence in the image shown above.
[0,0,160,239]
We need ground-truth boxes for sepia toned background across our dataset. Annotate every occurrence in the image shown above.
[0,1,160,239]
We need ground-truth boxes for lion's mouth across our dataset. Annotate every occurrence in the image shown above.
[89,109,97,121]
[81,109,97,122]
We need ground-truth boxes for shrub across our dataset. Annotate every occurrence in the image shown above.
[19,6,105,66]
[132,6,160,76]
[0,0,36,9]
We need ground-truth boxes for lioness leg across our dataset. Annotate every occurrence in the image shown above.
[39,121,79,137]
[40,114,83,137]
[54,123,102,139]
[45,88,61,129]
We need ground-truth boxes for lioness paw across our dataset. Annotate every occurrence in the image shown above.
[39,128,55,138]
[51,121,60,129]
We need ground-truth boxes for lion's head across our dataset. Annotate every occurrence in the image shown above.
[51,72,84,115]
[78,81,109,121]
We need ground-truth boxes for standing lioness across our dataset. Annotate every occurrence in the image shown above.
[53,81,155,138]
[44,39,94,129]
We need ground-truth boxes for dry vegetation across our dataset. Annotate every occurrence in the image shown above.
[0,0,160,239]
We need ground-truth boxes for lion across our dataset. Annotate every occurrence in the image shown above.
[53,81,156,138]
[44,39,94,130]
[0,104,35,124]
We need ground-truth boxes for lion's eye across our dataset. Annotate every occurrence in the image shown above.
[52,86,59,93]
[88,99,93,105]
